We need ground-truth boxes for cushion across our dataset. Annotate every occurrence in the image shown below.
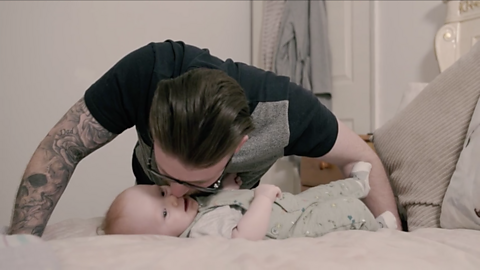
[373,41,480,231]
[441,96,480,229]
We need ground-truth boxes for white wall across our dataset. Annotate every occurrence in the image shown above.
[0,1,250,226]
[374,1,448,128]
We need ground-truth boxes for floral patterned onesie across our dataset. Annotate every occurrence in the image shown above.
[179,168,381,239]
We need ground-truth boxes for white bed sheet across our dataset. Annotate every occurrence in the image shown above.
[42,218,480,270]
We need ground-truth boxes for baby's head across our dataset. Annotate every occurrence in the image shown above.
[102,185,199,236]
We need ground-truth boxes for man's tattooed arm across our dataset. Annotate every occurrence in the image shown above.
[8,98,117,237]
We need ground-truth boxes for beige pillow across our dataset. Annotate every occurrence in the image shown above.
[373,41,480,231]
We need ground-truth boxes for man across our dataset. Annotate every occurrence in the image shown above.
[8,40,401,237]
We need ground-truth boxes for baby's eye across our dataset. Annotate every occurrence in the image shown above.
[163,209,167,218]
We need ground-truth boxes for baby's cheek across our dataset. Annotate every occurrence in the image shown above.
[176,212,196,235]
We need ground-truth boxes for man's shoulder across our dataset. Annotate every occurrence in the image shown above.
[147,40,212,75]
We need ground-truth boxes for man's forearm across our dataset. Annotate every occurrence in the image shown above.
[232,196,273,240]
[9,152,72,236]
[320,119,402,229]
[8,98,115,236]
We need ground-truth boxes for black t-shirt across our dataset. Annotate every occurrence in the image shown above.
[84,40,338,187]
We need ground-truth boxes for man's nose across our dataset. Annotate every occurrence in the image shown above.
[167,194,180,207]
[169,182,189,197]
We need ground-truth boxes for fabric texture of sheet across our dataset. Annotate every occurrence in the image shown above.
[11,217,474,270]
[0,234,61,270]
[46,226,480,270]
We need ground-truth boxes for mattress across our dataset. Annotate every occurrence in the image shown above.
[31,218,480,270]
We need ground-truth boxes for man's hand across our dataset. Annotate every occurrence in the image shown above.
[254,184,282,203]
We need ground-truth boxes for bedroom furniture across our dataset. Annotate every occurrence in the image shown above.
[435,0,480,72]
[300,134,374,191]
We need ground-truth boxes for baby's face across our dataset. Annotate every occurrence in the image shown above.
[122,185,199,236]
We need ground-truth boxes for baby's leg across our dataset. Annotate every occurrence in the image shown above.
[294,197,379,238]
[350,161,372,197]
[298,162,372,202]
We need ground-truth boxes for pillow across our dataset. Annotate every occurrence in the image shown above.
[373,41,480,231]
[441,96,480,229]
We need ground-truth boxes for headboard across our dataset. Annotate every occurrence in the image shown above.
[435,0,480,72]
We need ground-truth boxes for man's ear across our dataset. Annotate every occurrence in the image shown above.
[235,135,248,153]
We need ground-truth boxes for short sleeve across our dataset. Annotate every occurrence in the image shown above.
[284,83,338,157]
[84,43,157,134]
[221,58,338,158]
[189,206,243,239]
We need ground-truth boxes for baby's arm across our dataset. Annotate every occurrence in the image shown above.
[231,184,281,241]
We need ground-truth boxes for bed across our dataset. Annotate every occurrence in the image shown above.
[1,217,479,270]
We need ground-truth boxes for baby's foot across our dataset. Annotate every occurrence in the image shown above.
[351,162,372,198]
[376,211,398,230]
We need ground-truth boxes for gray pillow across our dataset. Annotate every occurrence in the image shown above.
[373,41,480,231]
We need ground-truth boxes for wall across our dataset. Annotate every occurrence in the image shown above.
[374,1,448,128]
[0,1,250,226]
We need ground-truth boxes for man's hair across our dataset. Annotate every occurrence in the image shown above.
[149,68,254,168]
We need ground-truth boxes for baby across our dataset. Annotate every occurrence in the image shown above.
[101,162,397,240]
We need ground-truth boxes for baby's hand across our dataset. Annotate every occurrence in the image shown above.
[221,173,242,190]
[254,184,282,202]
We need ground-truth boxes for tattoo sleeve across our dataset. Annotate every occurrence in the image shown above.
[8,98,117,236]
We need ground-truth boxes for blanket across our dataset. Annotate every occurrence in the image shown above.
[3,218,480,270]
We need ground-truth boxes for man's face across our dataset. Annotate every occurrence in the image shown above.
[152,144,232,197]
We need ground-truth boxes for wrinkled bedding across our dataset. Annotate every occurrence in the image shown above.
[3,218,480,270]
[49,229,480,270]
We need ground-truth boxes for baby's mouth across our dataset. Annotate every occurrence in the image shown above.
[184,197,188,212]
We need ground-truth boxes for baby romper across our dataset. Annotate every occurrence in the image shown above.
[179,177,379,239]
